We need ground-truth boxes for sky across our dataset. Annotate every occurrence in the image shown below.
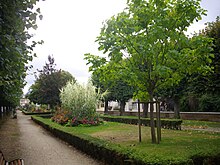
[24,0,220,94]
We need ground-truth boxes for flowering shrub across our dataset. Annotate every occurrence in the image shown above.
[51,81,104,127]
[51,107,70,125]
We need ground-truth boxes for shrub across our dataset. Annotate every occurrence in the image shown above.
[52,81,104,126]
[101,116,182,130]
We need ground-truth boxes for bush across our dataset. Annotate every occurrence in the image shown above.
[101,116,182,130]
[52,81,104,126]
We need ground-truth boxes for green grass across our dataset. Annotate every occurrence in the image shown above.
[33,116,220,164]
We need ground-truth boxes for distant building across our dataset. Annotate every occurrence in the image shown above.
[20,98,30,107]
[102,99,157,112]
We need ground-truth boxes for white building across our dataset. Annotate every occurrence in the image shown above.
[20,98,30,107]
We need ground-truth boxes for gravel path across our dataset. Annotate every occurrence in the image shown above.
[182,126,220,133]
[0,110,103,165]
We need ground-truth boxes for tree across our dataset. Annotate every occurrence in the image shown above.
[179,16,220,112]
[0,0,43,107]
[202,16,220,93]
[191,16,220,95]
[85,54,134,115]
[94,0,213,143]
[27,55,76,108]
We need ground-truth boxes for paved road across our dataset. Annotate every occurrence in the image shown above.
[0,110,103,165]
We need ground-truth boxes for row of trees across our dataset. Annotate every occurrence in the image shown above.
[27,55,76,108]
[0,0,43,107]
[84,0,217,143]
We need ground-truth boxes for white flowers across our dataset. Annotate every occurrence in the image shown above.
[60,81,102,118]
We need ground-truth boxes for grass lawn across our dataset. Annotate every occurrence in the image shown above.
[33,116,220,164]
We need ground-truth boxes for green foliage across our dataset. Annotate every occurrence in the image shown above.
[101,115,182,130]
[202,16,220,94]
[60,81,103,120]
[178,16,220,113]
[187,16,220,94]
[33,116,220,165]
[0,0,43,107]
[97,0,212,94]
[180,93,220,112]
[27,56,76,107]
[198,94,220,112]
[93,0,213,143]
[85,55,135,110]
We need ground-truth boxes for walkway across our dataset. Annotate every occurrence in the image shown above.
[0,110,103,165]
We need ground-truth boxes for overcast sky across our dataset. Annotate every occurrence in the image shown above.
[24,0,220,94]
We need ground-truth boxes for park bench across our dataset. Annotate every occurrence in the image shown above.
[0,151,24,165]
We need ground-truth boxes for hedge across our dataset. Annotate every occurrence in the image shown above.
[101,116,182,130]
[22,110,52,115]
[31,116,146,165]
[31,116,220,165]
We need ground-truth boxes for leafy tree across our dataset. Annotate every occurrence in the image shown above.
[202,16,220,93]
[27,55,76,108]
[179,16,220,112]
[94,0,213,143]
[190,16,220,94]
[0,0,43,107]
[85,54,134,115]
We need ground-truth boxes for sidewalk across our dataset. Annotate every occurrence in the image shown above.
[0,110,103,165]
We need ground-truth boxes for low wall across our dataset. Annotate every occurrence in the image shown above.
[97,111,220,122]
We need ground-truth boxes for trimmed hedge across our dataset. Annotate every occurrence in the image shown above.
[31,116,220,165]
[101,116,182,130]
[22,110,52,115]
[31,116,146,165]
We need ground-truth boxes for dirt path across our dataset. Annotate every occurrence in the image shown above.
[0,110,103,165]
[182,126,220,133]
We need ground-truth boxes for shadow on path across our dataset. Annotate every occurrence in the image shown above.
[0,110,103,165]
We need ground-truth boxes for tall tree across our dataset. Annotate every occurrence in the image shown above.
[180,16,220,112]
[191,16,220,95]
[94,0,213,143]
[0,0,43,107]
[27,56,76,108]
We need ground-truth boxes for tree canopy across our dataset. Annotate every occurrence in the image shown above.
[27,55,76,108]
[85,54,135,114]
[0,0,43,107]
[87,0,213,143]
[177,16,220,112]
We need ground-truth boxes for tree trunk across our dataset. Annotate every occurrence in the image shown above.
[156,101,161,143]
[174,97,180,119]
[149,96,156,143]
[142,102,148,118]
[119,101,126,116]
[137,99,141,142]
[104,100,108,114]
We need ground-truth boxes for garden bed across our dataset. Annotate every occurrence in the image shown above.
[32,115,220,165]
[101,115,182,130]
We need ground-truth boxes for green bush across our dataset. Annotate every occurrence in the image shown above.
[101,116,182,130]
[52,81,104,126]
[60,81,103,119]
[198,94,220,112]
[32,116,220,165]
